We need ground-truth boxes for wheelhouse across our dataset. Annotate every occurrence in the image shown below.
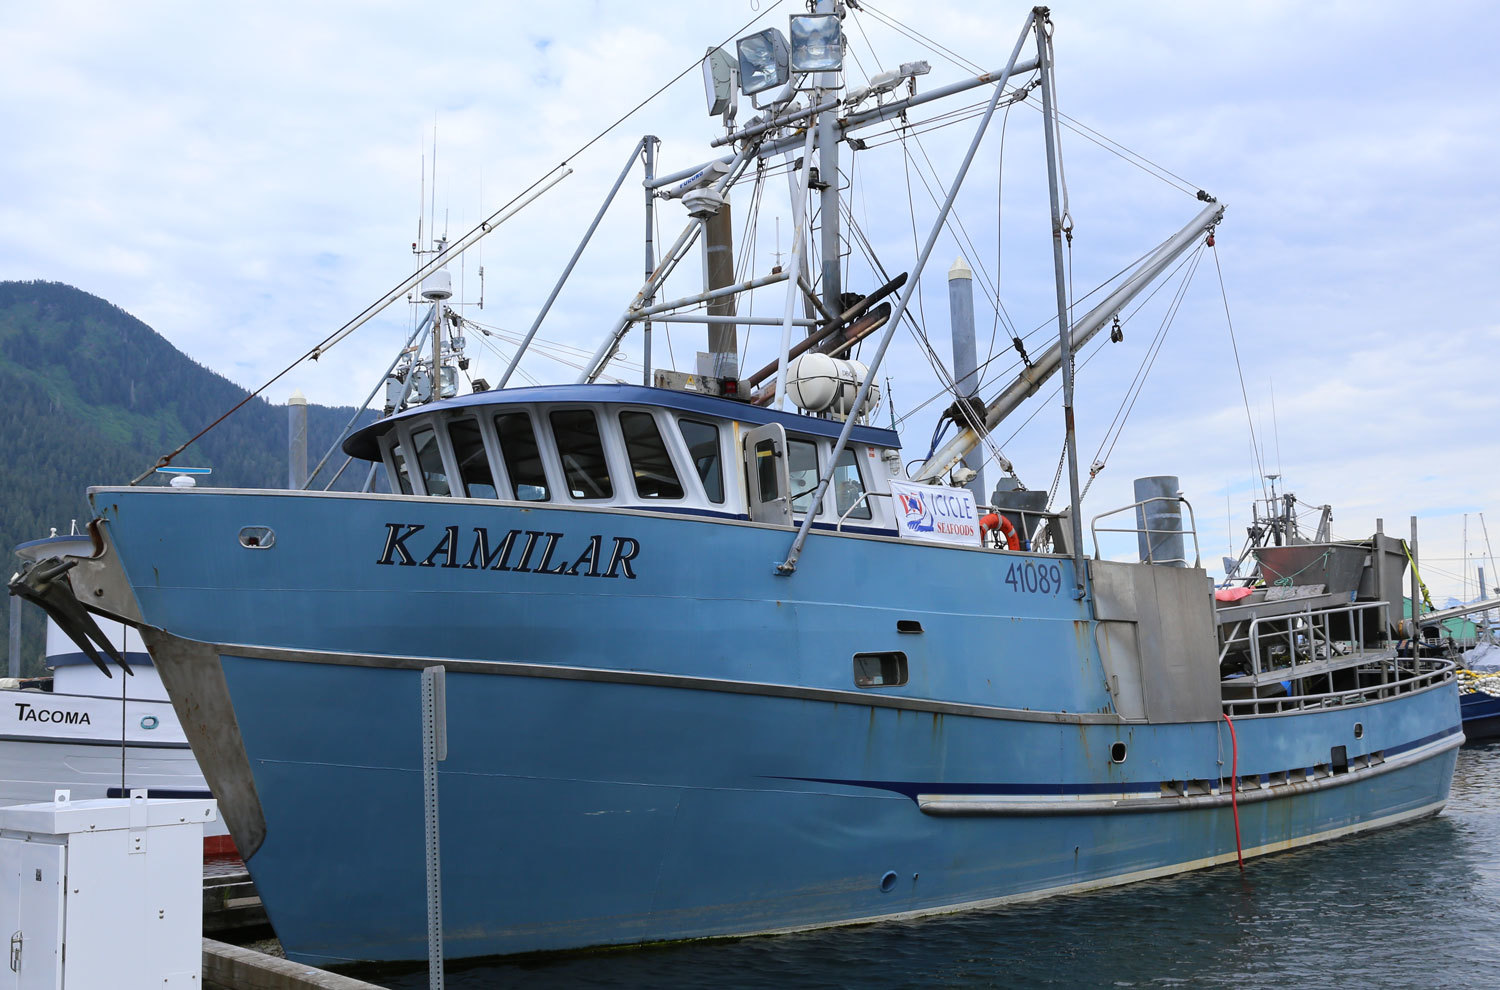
[343,384,902,535]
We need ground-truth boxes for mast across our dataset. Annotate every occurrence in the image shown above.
[431,238,445,395]
[778,9,1041,574]
[775,125,818,409]
[643,136,657,385]
[1035,11,1087,597]
[816,0,842,316]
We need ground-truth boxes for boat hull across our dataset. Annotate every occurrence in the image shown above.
[77,487,1461,963]
[1461,689,1500,742]
[220,647,1457,965]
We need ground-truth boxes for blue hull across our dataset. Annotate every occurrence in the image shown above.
[1461,690,1500,742]
[84,488,1462,964]
[227,654,1456,964]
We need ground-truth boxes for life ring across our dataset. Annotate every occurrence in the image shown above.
[979,512,1020,551]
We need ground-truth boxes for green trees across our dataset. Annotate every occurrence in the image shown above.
[0,280,373,675]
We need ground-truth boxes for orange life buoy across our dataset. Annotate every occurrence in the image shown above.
[979,512,1020,551]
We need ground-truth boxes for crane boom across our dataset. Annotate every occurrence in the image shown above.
[912,200,1225,484]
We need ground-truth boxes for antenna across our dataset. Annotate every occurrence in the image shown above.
[477,166,485,309]
[430,117,439,248]
[1270,379,1283,476]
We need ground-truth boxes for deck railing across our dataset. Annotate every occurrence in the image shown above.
[1222,600,1387,677]
[1222,656,1454,716]
[1089,496,1201,567]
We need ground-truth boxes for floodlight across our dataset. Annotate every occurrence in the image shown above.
[789,13,842,72]
[702,46,736,117]
[736,28,789,96]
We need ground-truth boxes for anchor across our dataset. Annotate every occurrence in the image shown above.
[7,556,132,678]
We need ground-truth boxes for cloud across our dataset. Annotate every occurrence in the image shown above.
[1,0,1495,595]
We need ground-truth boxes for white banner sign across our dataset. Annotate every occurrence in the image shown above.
[888,480,981,546]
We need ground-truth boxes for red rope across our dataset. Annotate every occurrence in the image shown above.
[1222,711,1244,871]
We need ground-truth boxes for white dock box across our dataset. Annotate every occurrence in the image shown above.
[0,790,216,989]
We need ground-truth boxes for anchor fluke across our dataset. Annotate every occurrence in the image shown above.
[7,556,132,677]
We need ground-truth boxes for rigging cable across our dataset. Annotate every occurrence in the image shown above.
[131,0,790,483]
[1081,245,1206,501]
[1482,513,1497,596]
[846,8,1021,342]
[986,102,1015,377]
[842,201,1011,477]
[735,162,768,373]
[996,243,1207,487]
[856,1,1202,197]
[851,26,1013,477]
[1211,241,1271,503]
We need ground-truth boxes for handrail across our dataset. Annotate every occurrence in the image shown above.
[1089,496,1201,567]
[1223,656,1454,716]
[836,492,890,532]
[1244,600,1386,680]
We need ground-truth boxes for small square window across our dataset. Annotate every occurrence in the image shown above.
[853,652,908,688]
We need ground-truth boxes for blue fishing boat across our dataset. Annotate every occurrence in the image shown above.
[1461,685,1500,741]
[11,5,1460,967]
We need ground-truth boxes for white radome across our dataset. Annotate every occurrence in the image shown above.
[786,352,881,418]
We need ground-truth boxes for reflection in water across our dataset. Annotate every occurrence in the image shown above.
[382,746,1500,989]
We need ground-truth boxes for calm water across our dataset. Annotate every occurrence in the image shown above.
[378,744,1500,989]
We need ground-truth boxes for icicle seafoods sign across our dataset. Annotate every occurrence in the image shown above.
[888,480,981,546]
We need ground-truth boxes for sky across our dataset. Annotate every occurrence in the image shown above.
[2,1,1497,601]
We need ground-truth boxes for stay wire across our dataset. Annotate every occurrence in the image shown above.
[991,244,1205,470]
[985,102,1013,377]
[891,225,1197,438]
[133,1,788,483]
[1083,245,1205,499]
[734,163,768,372]
[857,2,1200,197]
[848,1,1017,336]
[1091,247,1204,466]
[1211,243,1269,502]
[841,198,1010,473]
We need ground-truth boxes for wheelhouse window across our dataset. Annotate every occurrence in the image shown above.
[678,419,724,504]
[494,412,549,501]
[447,417,496,499]
[550,409,614,500]
[832,447,870,520]
[409,426,450,497]
[788,438,821,516]
[388,439,414,495]
[619,411,683,499]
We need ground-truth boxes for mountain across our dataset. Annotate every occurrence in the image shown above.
[0,280,374,675]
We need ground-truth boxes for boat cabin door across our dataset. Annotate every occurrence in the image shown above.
[744,423,792,526]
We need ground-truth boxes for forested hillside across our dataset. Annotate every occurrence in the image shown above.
[0,280,373,675]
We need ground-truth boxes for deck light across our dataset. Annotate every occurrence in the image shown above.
[737,28,789,96]
[789,13,842,72]
[702,46,736,117]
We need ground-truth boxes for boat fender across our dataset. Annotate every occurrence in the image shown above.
[979,512,1019,551]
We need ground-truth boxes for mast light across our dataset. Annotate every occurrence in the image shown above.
[789,13,842,72]
[702,46,736,117]
[736,28,790,95]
